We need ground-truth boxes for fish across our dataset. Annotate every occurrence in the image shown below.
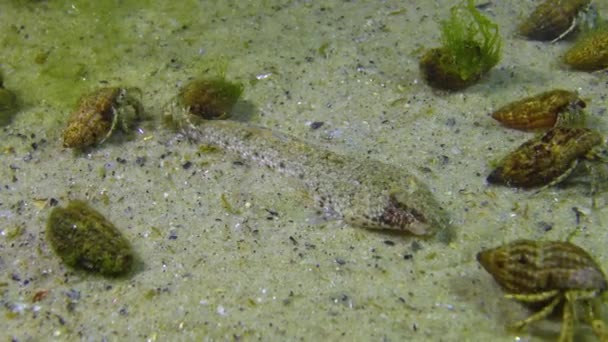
[171,108,453,243]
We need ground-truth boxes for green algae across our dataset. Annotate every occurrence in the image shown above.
[440,0,501,78]
[419,0,501,90]
[178,77,244,119]
[46,200,134,277]
[3,224,25,241]
[1,1,154,107]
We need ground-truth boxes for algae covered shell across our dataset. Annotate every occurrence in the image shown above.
[419,0,501,91]
[63,87,142,149]
[46,200,134,276]
[564,28,608,71]
[518,0,591,41]
[487,127,602,188]
[419,46,484,91]
[490,89,586,131]
[178,78,243,119]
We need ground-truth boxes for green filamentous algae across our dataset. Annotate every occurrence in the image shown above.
[173,109,453,243]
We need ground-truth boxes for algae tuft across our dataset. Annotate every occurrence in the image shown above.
[419,0,501,90]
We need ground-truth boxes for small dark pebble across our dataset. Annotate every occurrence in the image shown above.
[335,258,346,265]
[403,253,413,260]
[572,207,584,225]
[410,241,423,252]
[537,221,553,232]
[182,161,193,169]
[304,242,316,249]
[135,156,146,167]
[383,240,395,246]
[56,314,66,325]
[66,302,77,312]
[265,208,279,217]
[64,289,81,301]
[309,121,324,130]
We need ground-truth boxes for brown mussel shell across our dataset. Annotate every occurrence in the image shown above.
[487,127,601,188]
[518,0,591,41]
[491,89,585,131]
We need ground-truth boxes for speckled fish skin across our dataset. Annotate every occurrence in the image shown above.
[487,127,602,188]
[176,112,453,243]
[477,240,607,294]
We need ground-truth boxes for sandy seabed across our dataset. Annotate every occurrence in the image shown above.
[1,1,608,341]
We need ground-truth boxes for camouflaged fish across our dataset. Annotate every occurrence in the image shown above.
[171,108,453,243]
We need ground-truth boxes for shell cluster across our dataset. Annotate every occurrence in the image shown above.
[517,0,608,71]
[478,2,608,335]
[487,88,603,189]
[487,127,602,189]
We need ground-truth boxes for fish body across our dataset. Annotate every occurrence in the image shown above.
[176,112,452,242]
